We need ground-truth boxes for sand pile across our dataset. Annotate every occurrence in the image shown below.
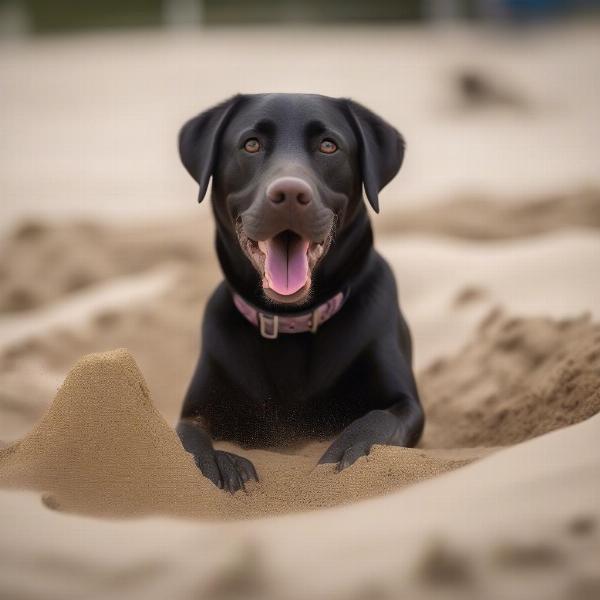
[0,349,467,519]
[0,217,214,313]
[376,187,600,240]
[420,311,600,448]
[0,349,228,518]
[4,305,600,521]
[2,311,600,520]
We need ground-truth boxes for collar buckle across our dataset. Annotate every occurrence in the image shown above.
[259,313,279,339]
[309,306,323,334]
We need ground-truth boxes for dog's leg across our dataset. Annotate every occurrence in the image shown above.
[318,339,424,471]
[177,418,259,493]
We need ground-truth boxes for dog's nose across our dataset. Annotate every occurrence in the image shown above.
[266,177,313,206]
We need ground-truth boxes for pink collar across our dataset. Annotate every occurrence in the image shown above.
[232,291,346,339]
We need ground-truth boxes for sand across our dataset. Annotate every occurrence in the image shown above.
[0,348,472,519]
[2,301,599,521]
[1,411,598,600]
[0,217,215,313]
[420,310,600,448]
[1,190,599,521]
[376,187,600,240]
[0,185,599,525]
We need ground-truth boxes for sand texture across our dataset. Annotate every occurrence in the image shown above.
[0,349,227,518]
[0,349,471,519]
[2,302,599,520]
[377,188,600,240]
[420,311,600,448]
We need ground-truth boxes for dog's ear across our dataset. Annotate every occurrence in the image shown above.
[345,99,405,213]
[178,95,242,203]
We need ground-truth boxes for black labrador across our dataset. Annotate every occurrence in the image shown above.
[177,93,424,493]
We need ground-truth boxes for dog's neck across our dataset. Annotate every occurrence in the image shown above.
[214,207,374,314]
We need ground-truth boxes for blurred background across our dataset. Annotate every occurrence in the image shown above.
[2,0,600,31]
[2,0,600,231]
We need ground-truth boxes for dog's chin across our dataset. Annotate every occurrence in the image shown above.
[238,228,329,307]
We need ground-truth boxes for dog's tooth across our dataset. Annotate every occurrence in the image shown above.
[258,241,268,254]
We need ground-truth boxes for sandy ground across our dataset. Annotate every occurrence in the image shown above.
[1,23,600,600]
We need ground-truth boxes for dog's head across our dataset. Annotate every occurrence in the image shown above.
[179,93,404,305]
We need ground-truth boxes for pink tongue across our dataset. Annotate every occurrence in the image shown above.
[264,234,310,295]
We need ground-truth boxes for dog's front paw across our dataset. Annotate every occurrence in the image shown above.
[194,450,259,493]
[319,439,375,471]
[318,410,400,472]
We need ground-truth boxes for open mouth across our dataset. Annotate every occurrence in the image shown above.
[241,229,327,303]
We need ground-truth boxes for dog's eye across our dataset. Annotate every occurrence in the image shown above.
[243,138,261,153]
[319,139,337,154]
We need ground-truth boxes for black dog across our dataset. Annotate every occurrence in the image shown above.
[177,94,424,492]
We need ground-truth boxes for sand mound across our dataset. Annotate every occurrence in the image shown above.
[2,313,599,520]
[376,188,600,240]
[420,311,600,448]
[0,349,467,519]
[0,349,228,518]
[0,218,215,314]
